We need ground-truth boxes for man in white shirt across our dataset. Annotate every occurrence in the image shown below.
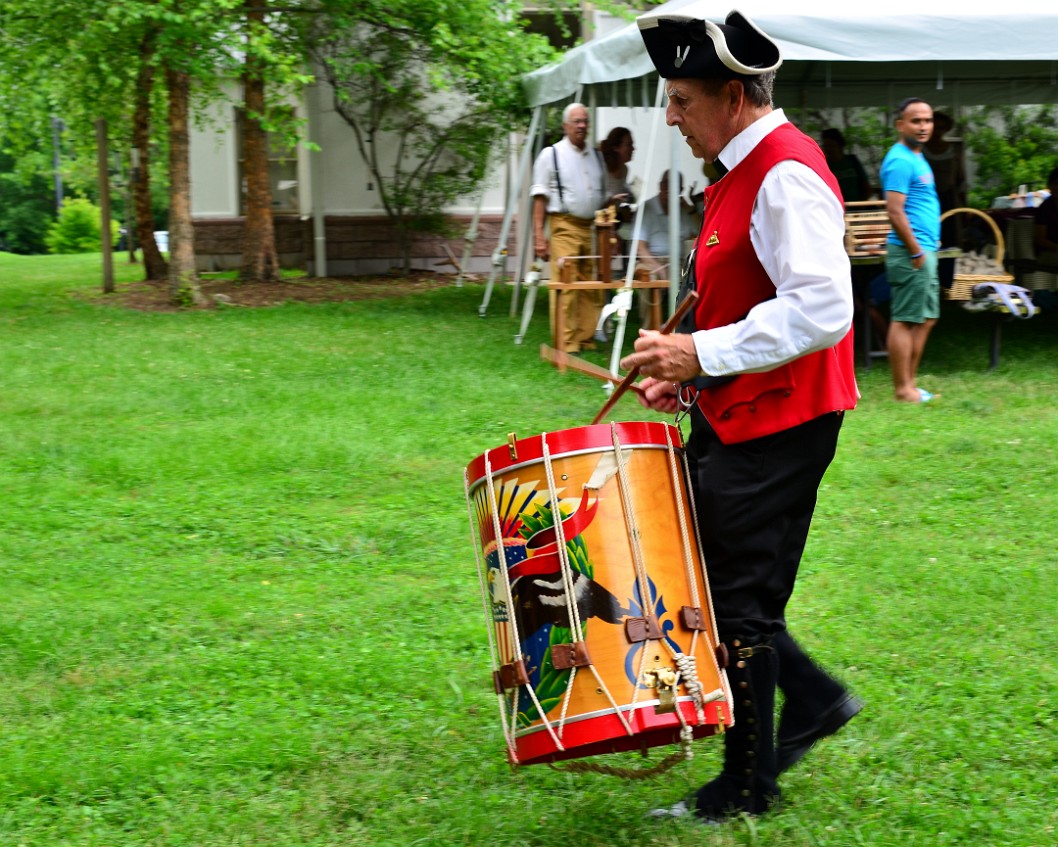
[621,7,861,824]
[530,103,607,353]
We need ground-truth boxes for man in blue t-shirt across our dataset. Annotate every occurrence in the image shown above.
[881,97,941,403]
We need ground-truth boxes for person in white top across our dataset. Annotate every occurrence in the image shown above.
[599,125,635,201]
[530,103,607,353]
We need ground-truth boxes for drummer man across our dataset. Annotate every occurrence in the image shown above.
[621,8,862,823]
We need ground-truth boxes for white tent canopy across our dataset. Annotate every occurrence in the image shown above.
[524,0,1058,110]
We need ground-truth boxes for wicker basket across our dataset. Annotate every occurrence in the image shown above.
[940,207,1014,300]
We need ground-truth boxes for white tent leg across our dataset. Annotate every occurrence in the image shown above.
[479,106,542,317]
[509,197,536,318]
[607,78,668,381]
[454,191,485,288]
[510,110,550,335]
[513,261,542,344]
[668,128,683,313]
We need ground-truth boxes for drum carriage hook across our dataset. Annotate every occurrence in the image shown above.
[674,382,699,427]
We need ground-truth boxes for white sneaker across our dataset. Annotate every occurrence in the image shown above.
[648,799,693,819]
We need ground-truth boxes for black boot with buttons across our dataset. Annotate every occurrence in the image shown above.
[691,636,781,821]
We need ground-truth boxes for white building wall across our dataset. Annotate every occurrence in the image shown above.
[309,76,510,217]
[190,95,240,218]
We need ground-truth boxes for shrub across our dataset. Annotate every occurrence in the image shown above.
[963,105,1058,208]
[44,197,119,254]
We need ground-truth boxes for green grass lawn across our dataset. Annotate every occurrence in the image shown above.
[1,252,1055,846]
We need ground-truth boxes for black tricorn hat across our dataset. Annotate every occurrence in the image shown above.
[637,6,782,79]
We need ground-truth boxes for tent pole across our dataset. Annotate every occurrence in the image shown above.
[605,77,667,380]
[509,194,531,317]
[479,106,542,317]
[511,114,547,321]
[667,129,681,316]
[454,189,484,288]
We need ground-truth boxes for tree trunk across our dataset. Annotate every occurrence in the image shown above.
[397,219,412,275]
[134,32,168,281]
[239,2,280,283]
[166,66,206,306]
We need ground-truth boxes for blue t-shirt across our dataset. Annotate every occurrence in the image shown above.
[881,142,940,251]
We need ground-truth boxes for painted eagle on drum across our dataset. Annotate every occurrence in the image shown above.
[510,566,630,635]
[507,489,630,635]
[476,481,632,727]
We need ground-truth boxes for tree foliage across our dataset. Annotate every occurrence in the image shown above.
[304,0,559,271]
[798,104,1058,210]
[0,0,586,276]
[0,0,312,296]
[795,106,892,193]
[962,105,1058,208]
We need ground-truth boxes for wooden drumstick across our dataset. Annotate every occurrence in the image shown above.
[590,290,698,426]
[539,344,646,397]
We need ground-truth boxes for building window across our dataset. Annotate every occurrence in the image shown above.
[235,108,299,215]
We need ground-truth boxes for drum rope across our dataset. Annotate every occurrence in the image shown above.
[608,424,655,732]
[483,455,567,757]
[674,651,706,725]
[609,425,651,614]
[482,458,527,750]
[588,664,636,736]
[466,467,518,763]
[540,434,635,740]
[661,428,710,724]
[622,636,650,727]
[679,448,734,726]
[541,436,587,643]
[665,427,702,611]
[540,435,587,742]
[555,666,577,735]
[548,743,692,779]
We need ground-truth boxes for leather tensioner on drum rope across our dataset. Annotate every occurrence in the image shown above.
[626,615,682,715]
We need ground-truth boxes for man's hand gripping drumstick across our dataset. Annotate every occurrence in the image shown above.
[590,292,698,424]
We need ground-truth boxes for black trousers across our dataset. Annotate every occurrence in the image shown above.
[685,408,844,642]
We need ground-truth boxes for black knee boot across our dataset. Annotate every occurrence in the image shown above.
[691,636,781,820]
[775,630,862,772]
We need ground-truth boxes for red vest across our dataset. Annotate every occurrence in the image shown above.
[693,122,858,444]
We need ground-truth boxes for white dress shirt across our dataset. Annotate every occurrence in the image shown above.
[530,137,606,220]
[693,109,854,377]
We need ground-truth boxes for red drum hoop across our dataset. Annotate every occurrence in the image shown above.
[465,421,732,766]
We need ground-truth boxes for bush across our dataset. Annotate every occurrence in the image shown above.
[44,197,119,254]
[963,105,1058,208]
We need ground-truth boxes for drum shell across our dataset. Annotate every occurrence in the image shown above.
[467,422,731,765]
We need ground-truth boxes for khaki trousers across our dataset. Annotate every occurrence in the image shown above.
[547,214,602,353]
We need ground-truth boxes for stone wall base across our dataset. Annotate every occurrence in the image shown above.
[191,214,519,276]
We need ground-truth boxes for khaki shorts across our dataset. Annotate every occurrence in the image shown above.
[886,244,939,323]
